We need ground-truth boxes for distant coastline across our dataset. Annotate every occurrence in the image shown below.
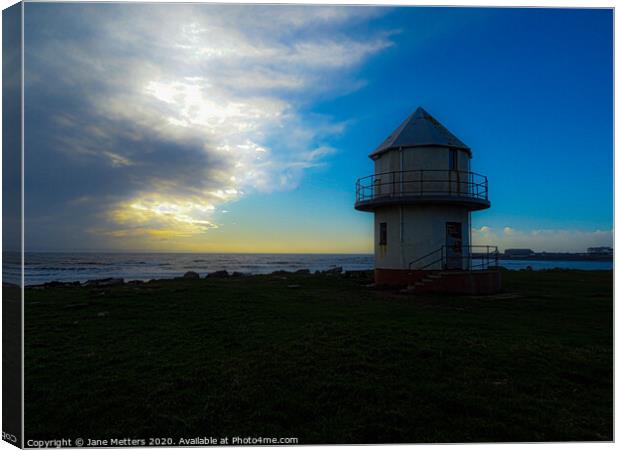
[499,253,613,262]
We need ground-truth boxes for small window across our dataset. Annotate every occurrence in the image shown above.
[449,149,457,170]
[379,222,387,245]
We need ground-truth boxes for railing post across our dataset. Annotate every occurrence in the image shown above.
[420,170,424,195]
[486,245,490,270]
[439,246,442,270]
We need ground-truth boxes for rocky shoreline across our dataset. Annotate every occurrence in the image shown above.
[13,266,374,289]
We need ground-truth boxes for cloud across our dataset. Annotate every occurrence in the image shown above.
[472,226,613,252]
[24,4,392,248]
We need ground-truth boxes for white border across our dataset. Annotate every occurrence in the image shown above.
[0,1,616,450]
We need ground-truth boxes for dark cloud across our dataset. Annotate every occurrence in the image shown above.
[23,3,391,250]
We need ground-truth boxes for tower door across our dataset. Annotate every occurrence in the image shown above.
[445,222,463,270]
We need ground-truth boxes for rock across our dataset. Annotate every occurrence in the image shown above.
[271,270,292,275]
[294,269,310,274]
[344,270,373,279]
[287,284,301,289]
[84,278,124,287]
[43,281,81,288]
[231,271,246,277]
[97,311,109,317]
[182,271,200,279]
[128,280,144,285]
[208,270,229,278]
[324,266,343,275]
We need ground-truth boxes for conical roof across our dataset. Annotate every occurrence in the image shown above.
[370,107,470,158]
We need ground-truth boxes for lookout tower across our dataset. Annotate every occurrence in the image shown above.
[355,107,501,293]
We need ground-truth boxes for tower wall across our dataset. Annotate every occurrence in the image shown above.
[374,146,470,173]
[372,146,471,198]
[372,145,473,271]
[374,204,470,270]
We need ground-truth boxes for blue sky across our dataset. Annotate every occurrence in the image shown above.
[24,5,612,252]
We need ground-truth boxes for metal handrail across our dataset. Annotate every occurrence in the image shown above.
[355,169,488,203]
[408,246,444,270]
[408,245,499,271]
[466,245,500,271]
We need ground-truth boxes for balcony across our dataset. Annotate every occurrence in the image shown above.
[354,169,490,211]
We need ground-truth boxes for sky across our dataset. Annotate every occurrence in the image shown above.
[23,4,613,253]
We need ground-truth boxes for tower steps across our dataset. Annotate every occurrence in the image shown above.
[399,269,502,295]
[401,271,450,294]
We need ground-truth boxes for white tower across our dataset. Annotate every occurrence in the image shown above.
[355,107,499,292]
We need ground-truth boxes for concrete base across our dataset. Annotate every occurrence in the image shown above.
[375,268,502,295]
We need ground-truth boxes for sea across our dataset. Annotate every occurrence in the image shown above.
[1,252,613,286]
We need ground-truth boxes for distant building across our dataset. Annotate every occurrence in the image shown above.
[587,247,613,255]
[504,248,534,258]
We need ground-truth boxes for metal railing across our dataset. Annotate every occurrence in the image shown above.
[355,169,488,203]
[408,245,499,271]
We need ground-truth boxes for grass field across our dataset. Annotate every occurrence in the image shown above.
[24,269,612,444]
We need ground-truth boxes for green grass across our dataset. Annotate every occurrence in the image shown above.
[24,270,612,443]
